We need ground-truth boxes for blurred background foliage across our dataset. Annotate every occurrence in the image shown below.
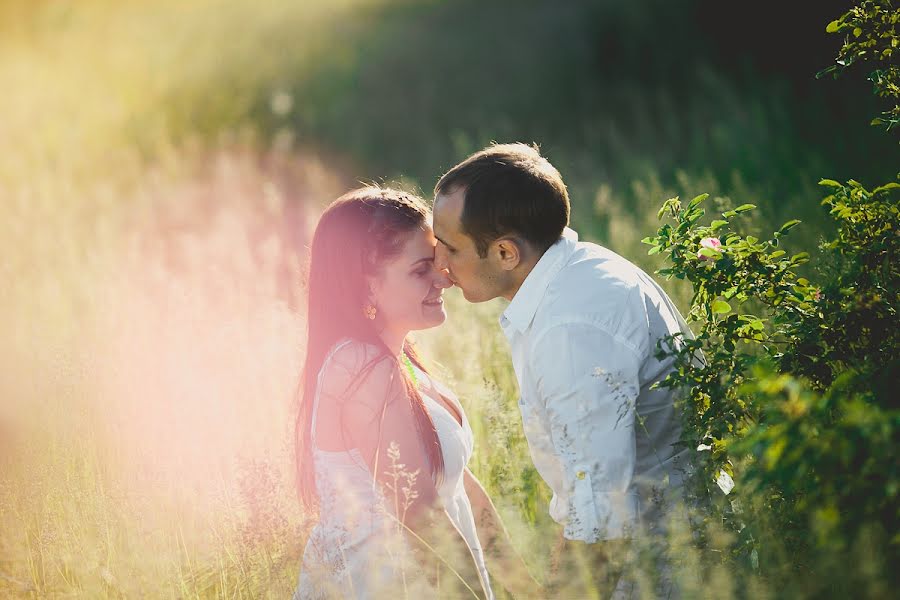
[3,0,896,213]
[1,0,898,597]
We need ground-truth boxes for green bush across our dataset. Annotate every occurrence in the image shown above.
[818,0,899,132]
[642,2,899,595]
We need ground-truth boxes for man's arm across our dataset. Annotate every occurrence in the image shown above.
[531,320,646,543]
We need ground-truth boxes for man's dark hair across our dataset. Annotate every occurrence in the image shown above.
[434,142,570,257]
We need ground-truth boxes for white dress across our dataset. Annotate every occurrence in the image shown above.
[294,340,494,599]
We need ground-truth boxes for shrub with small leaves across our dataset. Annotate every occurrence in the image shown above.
[643,193,814,543]
[818,0,899,132]
[643,176,899,594]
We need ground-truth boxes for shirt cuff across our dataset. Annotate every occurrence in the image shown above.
[557,469,640,542]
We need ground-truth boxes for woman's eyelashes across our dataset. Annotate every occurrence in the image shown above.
[413,263,433,278]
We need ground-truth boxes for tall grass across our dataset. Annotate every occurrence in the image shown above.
[0,143,348,597]
[0,2,366,594]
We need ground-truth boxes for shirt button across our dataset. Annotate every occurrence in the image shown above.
[576,470,586,480]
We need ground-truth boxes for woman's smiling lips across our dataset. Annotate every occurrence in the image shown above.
[423,295,444,307]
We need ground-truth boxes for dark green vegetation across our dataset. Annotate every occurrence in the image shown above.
[642,2,898,596]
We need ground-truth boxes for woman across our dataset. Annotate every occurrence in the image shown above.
[294,187,536,599]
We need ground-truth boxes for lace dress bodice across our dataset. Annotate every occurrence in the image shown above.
[294,340,494,599]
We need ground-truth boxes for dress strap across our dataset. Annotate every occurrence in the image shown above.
[309,339,355,447]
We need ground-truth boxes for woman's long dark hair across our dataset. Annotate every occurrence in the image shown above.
[295,186,444,511]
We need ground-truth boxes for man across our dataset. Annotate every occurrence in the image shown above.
[432,143,693,597]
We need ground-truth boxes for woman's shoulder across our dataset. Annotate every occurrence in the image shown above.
[320,339,400,409]
[325,338,383,371]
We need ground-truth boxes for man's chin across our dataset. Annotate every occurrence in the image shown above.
[460,287,493,304]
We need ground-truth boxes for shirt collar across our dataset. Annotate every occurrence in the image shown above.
[500,227,579,335]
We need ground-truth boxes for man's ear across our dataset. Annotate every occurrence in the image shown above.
[492,238,523,271]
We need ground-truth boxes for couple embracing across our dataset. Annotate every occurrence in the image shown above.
[294,143,692,599]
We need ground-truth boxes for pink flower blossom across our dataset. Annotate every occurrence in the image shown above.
[697,237,722,260]
[701,237,722,250]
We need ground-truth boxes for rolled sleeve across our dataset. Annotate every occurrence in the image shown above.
[532,321,643,542]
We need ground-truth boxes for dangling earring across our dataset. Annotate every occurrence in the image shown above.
[364,304,377,320]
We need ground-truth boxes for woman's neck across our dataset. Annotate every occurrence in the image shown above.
[377,326,408,358]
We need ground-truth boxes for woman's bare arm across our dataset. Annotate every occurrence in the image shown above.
[464,468,543,597]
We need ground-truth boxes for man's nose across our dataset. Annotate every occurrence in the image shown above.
[433,243,448,271]
[432,266,452,289]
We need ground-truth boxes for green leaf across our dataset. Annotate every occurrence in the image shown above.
[873,182,900,194]
[687,193,709,209]
[734,204,756,213]
[819,178,842,188]
[688,208,706,223]
[712,300,732,314]
[765,437,787,467]
[641,236,656,245]
[711,219,728,230]
[816,65,839,79]
[698,248,721,258]
[826,20,840,33]
[648,245,662,255]
[778,219,801,234]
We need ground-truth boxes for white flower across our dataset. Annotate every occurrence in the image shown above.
[270,91,293,116]
[716,470,735,495]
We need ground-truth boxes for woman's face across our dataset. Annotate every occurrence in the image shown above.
[369,223,451,333]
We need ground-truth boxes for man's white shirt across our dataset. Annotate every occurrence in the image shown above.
[500,228,693,543]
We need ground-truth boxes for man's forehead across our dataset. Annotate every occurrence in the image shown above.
[433,189,465,229]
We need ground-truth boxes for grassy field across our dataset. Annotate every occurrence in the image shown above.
[1,0,896,597]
